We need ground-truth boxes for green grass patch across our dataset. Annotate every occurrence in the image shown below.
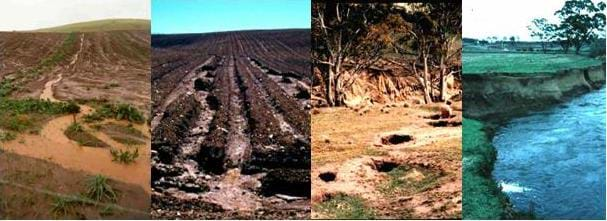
[462,118,510,219]
[463,53,603,74]
[110,148,139,164]
[315,193,375,219]
[379,165,442,195]
[64,122,108,147]
[0,78,17,98]
[83,103,145,124]
[0,98,79,135]
[85,175,118,202]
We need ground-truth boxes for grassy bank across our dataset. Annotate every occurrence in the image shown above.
[0,98,79,137]
[463,53,602,74]
[462,118,509,219]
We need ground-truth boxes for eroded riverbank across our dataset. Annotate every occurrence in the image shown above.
[462,63,606,219]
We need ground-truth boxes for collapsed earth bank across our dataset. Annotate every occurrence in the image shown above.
[462,63,606,219]
[464,63,606,121]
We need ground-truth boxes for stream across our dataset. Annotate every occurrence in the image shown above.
[493,87,606,219]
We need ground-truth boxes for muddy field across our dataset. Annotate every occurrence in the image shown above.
[0,28,151,219]
[0,31,151,111]
[311,103,462,219]
[150,29,311,219]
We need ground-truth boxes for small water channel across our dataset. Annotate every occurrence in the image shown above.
[493,87,606,219]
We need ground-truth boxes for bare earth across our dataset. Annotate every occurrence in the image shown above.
[311,103,462,219]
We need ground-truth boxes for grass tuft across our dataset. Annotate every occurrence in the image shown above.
[110,148,139,164]
[85,175,118,202]
[315,193,375,219]
[50,196,79,217]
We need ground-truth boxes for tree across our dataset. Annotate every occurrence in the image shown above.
[312,3,393,106]
[528,18,554,53]
[391,2,461,103]
[64,101,81,123]
[555,0,606,54]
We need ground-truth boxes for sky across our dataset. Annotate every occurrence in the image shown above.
[152,0,311,34]
[463,0,567,41]
[0,0,150,31]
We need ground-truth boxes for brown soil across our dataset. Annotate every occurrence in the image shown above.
[311,103,462,219]
[151,30,311,219]
[0,151,149,219]
[0,30,151,219]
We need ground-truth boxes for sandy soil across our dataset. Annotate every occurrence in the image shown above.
[311,103,462,219]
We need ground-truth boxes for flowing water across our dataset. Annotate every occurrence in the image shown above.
[493,87,606,219]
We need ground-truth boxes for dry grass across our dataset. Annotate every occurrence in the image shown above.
[312,105,433,165]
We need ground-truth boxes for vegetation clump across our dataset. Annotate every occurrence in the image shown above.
[0,99,80,135]
[315,193,375,219]
[110,148,139,164]
[50,196,79,217]
[85,175,118,202]
[64,122,108,147]
[379,165,442,195]
[83,103,145,124]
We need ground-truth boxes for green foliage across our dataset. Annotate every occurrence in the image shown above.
[64,101,81,115]
[0,79,16,98]
[110,148,139,164]
[0,98,79,115]
[0,130,16,142]
[0,98,77,134]
[462,118,511,219]
[315,193,375,219]
[531,0,605,54]
[463,53,602,74]
[66,122,84,133]
[379,165,442,195]
[85,175,118,202]
[50,196,79,217]
[83,103,145,124]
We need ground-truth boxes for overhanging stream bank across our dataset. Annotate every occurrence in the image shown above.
[462,63,606,219]
[464,63,605,121]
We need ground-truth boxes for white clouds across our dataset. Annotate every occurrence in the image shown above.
[463,0,565,41]
[0,0,150,31]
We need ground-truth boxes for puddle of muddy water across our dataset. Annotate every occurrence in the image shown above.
[492,87,606,219]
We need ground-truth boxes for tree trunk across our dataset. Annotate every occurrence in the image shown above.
[439,58,446,102]
[327,65,335,106]
[422,55,432,104]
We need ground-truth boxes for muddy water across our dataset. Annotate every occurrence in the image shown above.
[493,87,606,219]
[4,36,151,191]
[40,74,62,101]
